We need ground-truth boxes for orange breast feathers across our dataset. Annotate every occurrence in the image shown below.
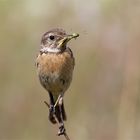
[36,50,75,76]
[36,49,75,95]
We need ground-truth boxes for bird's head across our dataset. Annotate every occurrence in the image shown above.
[40,28,79,53]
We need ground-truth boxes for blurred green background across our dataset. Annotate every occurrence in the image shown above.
[1,0,140,140]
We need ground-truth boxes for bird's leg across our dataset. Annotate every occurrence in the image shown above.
[48,92,56,124]
[49,92,55,113]
[57,95,66,136]
[52,94,66,135]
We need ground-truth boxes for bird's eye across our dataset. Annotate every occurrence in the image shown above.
[49,35,55,40]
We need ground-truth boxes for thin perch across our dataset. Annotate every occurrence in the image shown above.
[44,101,70,140]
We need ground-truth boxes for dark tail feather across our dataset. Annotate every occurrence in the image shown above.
[61,102,67,121]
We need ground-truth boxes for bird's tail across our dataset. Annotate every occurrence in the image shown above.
[61,102,67,121]
[49,102,67,124]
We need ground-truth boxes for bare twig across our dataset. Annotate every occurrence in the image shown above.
[54,95,61,108]
[44,101,71,140]
[44,101,50,108]
[63,133,70,140]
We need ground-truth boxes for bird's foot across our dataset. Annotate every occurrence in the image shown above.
[49,105,57,124]
[49,105,55,114]
[58,124,65,136]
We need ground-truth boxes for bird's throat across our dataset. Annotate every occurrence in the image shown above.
[40,47,61,53]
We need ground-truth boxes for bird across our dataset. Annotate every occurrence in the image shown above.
[36,28,79,135]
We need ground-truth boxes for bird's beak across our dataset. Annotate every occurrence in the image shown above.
[58,33,79,49]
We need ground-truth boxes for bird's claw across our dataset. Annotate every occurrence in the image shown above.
[49,105,55,114]
[58,125,65,136]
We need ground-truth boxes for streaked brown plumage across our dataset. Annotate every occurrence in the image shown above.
[36,28,79,135]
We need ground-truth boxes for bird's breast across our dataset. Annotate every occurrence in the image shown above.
[36,49,74,94]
